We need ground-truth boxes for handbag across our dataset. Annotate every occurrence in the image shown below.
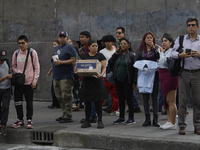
[11,48,30,86]
[167,35,184,77]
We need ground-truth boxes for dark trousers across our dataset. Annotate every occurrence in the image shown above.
[115,77,134,119]
[0,88,11,126]
[51,81,60,107]
[142,71,159,115]
[14,85,33,120]
[85,101,102,122]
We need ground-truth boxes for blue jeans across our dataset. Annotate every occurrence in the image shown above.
[133,91,139,108]
[91,102,96,117]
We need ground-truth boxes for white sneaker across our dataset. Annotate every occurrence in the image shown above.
[161,122,176,130]
[160,122,170,128]
[111,111,120,116]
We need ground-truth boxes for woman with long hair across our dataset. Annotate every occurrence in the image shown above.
[136,32,160,127]
[108,38,137,125]
[158,33,178,129]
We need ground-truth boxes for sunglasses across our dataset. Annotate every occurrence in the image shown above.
[116,32,122,35]
[187,24,196,27]
[18,42,26,45]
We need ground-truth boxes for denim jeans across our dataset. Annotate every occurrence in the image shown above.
[132,91,139,108]
[91,102,97,117]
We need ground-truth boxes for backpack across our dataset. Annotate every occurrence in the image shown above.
[167,35,184,77]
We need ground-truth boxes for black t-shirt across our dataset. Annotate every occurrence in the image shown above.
[82,53,106,61]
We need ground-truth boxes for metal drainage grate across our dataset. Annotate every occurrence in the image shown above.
[32,131,54,144]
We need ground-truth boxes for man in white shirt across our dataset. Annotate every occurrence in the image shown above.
[100,35,119,115]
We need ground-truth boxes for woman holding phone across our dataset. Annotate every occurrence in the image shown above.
[158,33,178,129]
[108,38,137,125]
[136,31,160,127]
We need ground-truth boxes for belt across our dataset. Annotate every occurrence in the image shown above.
[184,69,200,73]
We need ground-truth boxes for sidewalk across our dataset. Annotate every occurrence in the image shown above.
[0,100,200,150]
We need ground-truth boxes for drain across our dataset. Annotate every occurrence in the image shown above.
[32,131,54,144]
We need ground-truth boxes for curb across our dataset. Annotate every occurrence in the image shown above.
[53,130,200,150]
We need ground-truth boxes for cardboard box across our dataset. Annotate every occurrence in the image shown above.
[76,59,102,77]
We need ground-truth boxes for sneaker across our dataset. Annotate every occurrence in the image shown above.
[124,118,136,125]
[113,118,125,124]
[0,126,6,136]
[111,111,120,116]
[161,122,176,130]
[27,120,33,129]
[81,121,91,128]
[12,120,24,128]
[56,117,63,121]
[160,122,170,128]
[59,118,73,123]
[97,121,104,129]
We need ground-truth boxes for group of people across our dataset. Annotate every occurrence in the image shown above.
[0,17,200,136]
[0,35,40,136]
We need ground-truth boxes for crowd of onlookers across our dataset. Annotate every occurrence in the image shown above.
[0,17,200,136]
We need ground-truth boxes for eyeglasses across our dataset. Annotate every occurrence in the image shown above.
[116,32,122,35]
[187,24,196,27]
[18,42,26,45]
[120,42,128,45]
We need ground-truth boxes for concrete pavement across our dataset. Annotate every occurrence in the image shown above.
[0,100,199,150]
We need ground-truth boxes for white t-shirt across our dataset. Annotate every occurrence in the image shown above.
[99,48,116,77]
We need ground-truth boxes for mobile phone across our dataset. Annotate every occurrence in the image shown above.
[185,49,191,53]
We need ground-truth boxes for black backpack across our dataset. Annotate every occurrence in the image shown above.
[167,35,184,77]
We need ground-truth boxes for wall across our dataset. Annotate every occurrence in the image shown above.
[0,0,200,100]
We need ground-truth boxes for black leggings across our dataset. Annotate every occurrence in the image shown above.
[142,71,159,115]
[85,101,102,122]
[115,77,134,119]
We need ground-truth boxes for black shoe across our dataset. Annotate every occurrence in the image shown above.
[80,118,86,123]
[54,105,61,108]
[97,121,104,129]
[59,118,73,123]
[81,121,91,128]
[142,114,151,126]
[56,117,63,121]
[153,114,160,127]
[47,104,54,109]
[90,116,97,123]
[134,107,141,113]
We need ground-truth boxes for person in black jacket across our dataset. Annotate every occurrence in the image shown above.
[108,38,137,125]
[136,31,160,127]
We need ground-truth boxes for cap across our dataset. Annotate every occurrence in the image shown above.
[0,50,7,60]
[58,31,68,37]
